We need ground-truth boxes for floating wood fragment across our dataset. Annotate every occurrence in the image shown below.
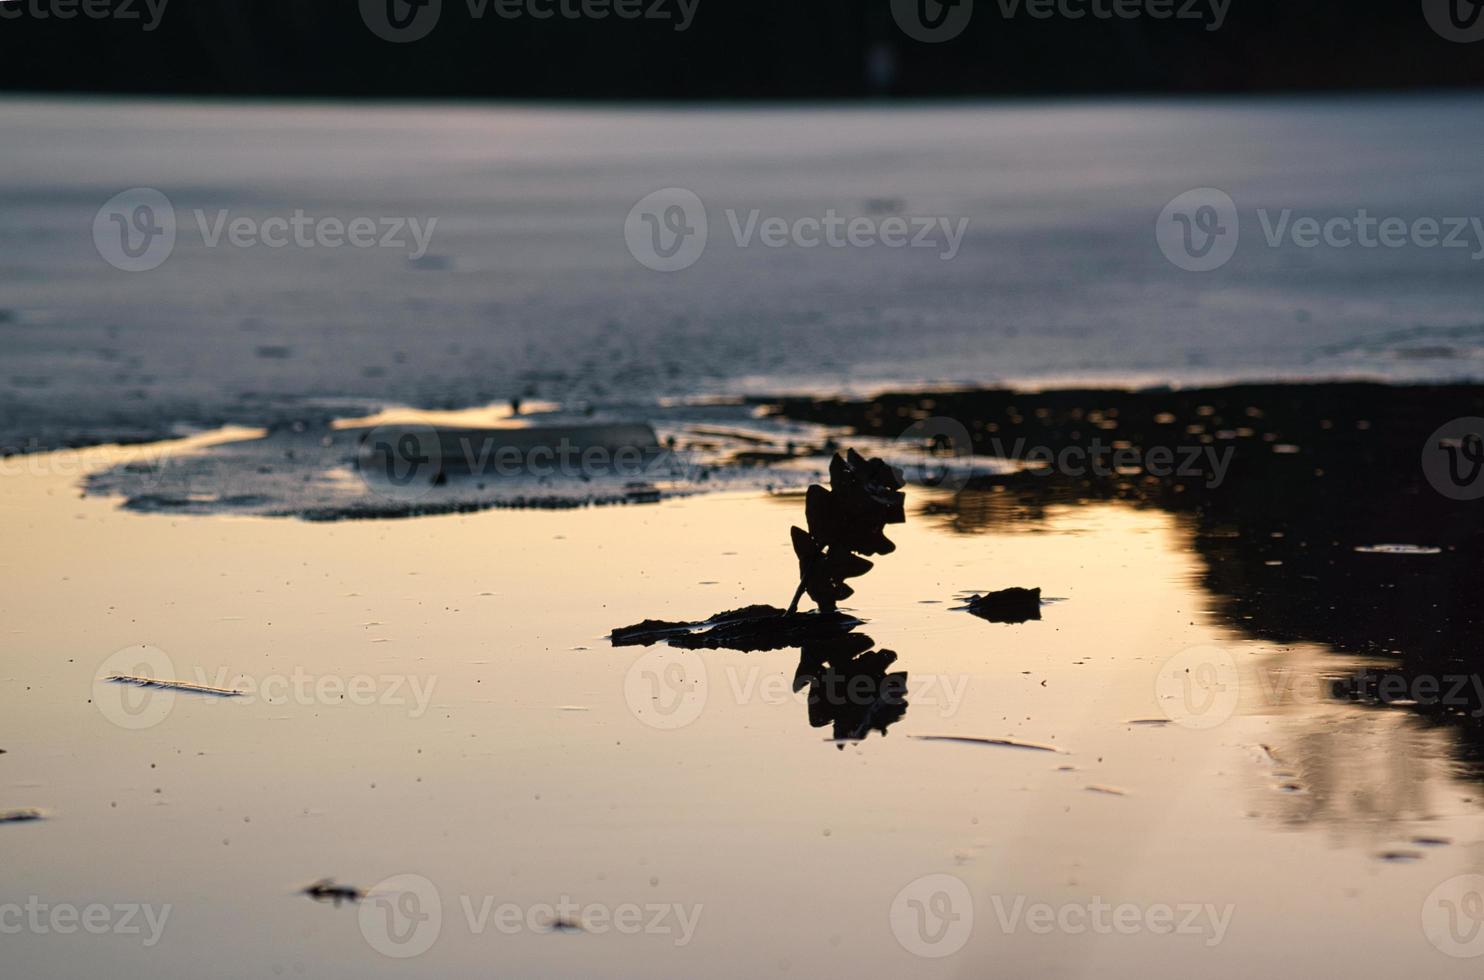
[0,808,45,824]
[909,735,1068,754]
[302,879,365,905]
[107,676,244,697]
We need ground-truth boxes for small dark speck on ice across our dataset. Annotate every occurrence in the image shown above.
[1375,850,1424,863]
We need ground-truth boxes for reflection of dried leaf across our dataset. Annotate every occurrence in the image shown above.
[797,637,908,742]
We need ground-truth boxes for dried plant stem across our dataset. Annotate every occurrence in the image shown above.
[787,547,829,616]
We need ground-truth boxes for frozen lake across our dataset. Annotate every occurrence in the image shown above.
[3,93,1484,450]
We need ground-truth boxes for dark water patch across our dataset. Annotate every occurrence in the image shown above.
[774,383,1484,777]
[795,633,908,744]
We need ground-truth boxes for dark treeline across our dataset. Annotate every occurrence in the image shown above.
[0,0,1480,99]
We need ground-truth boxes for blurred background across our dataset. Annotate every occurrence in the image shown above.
[2,0,1482,99]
